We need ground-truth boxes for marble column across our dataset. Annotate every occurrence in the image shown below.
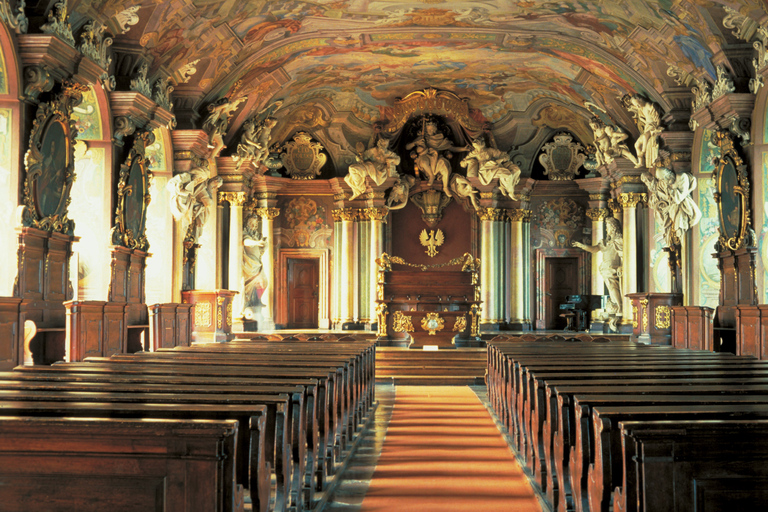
[255,207,280,331]
[478,207,505,327]
[357,215,370,324]
[331,210,342,327]
[221,192,246,327]
[336,208,357,328]
[507,209,530,329]
[585,208,611,296]
[366,207,388,328]
[618,193,646,330]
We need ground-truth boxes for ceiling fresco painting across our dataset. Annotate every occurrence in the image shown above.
[42,0,767,168]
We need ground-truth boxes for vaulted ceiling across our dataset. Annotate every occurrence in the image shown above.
[34,0,768,169]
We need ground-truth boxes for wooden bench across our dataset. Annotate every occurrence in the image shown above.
[613,419,768,512]
[0,416,244,512]
[0,400,271,512]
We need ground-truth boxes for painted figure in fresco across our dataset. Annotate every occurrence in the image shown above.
[345,137,400,200]
[232,117,278,171]
[572,217,624,331]
[449,174,480,210]
[167,167,223,244]
[242,215,267,309]
[202,96,247,158]
[588,116,639,167]
[622,94,663,169]
[405,120,463,197]
[642,155,702,247]
[386,174,416,210]
[460,137,520,199]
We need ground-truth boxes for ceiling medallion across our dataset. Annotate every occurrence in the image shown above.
[419,228,444,257]
[280,132,327,180]
[421,312,445,335]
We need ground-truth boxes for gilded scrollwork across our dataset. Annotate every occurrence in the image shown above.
[640,298,649,332]
[280,132,327,180]
[392,311,415,333]
[452,315,467,332]
[712,130,752,251]
[585,208,611,221]
[655,305,671,330]
[421,312,445,335]
[111,131,154,250]
[477,207,505,222]
[376,303,388,337]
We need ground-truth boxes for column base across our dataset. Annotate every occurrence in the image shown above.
[505,321,532,332]
[480,321,505,331]
[341,321,365,331]
[260,317,276,331]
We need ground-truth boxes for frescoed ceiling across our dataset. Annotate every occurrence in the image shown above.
[42,0,768,164]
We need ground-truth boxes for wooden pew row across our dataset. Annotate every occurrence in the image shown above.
[101,342,372,454]
[22,358,340,505]
[0,416,244,512]
[486,341,768,512]
[0,399,271,512]
[613,419,768,512]
[0,373,305,512]
[53,342,372,510]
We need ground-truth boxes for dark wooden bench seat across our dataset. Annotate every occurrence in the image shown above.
[613,419,768,512]
[0,400,271,512]
[12,362,334,511]
[0,383,303,512]
[0,416,244,512]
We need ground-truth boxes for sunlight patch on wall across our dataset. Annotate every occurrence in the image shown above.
[0,108,13,294]
[145,129,172,304]
[694,129,719,308]
[759,151,768,303]
[70,144,108,299]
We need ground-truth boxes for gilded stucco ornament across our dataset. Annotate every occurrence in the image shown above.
[419,228,444,258]
[19,81,86,235]
[412,189,451,227]
[421,312,445,335]
[0,0,28,33]
[538,133,587,180]
[392,311,414,333]
[280,132,327,180]
[111,131,154,251]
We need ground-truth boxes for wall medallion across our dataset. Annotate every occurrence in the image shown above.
[538,132,587,180]
[421,312,445,335]
[280,132,327,180]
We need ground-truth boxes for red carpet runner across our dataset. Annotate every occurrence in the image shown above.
[359,386,542,512]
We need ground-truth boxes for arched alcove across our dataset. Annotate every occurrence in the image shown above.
[69,85,112,300]
[0,23,21,296]
[144,127,174,304]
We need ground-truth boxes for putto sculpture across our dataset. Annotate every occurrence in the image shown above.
[460,137,520,199]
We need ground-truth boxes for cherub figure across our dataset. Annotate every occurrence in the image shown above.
[622,94,663,168]
[232,117,278,172]
[460,137,520,199]
[345,135,400,200]
[589,116,638,167]
[449,174,479,210]
[202,96,247,158]
[405,120,464,197]
[386,174,416,210]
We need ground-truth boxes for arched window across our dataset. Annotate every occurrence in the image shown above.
[0,23,21,296]
[69,85,112,300]
[144,127,174,304]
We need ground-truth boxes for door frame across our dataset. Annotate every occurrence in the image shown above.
[277,249,330,329]
[534,248,589,330]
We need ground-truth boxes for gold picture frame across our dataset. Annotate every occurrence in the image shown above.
[111,131,153,250]
[20,81,87,235]
[712,130,751,251]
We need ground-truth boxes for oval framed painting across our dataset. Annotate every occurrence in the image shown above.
[35,118,70,218]
[712,131,750,251]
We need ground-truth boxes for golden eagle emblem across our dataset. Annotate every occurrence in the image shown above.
[419,228,444,257]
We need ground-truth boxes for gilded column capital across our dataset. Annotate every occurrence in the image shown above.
[254,207,280,220]
[618,192,647,209]
[332,208,357,222]
[586,208,611,221]
[218,191,247,206]
[588,193,606,201]
[477,207,505,221]
[507,209,532,222]
[364,207,389,222]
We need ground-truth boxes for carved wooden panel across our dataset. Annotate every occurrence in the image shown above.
[0,298,21,370]
[182,290,237,343]
[627,292,683,345]
[671,306,713,351]
[65,301,104,362]
[103,303,125,357]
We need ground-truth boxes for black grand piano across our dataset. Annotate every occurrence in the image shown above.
[559,295,606,331]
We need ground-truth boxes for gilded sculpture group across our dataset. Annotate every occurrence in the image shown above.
[344,119,521,210]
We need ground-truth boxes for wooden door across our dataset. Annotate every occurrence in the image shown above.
[545,257,578,330]
[287,258,319,329]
